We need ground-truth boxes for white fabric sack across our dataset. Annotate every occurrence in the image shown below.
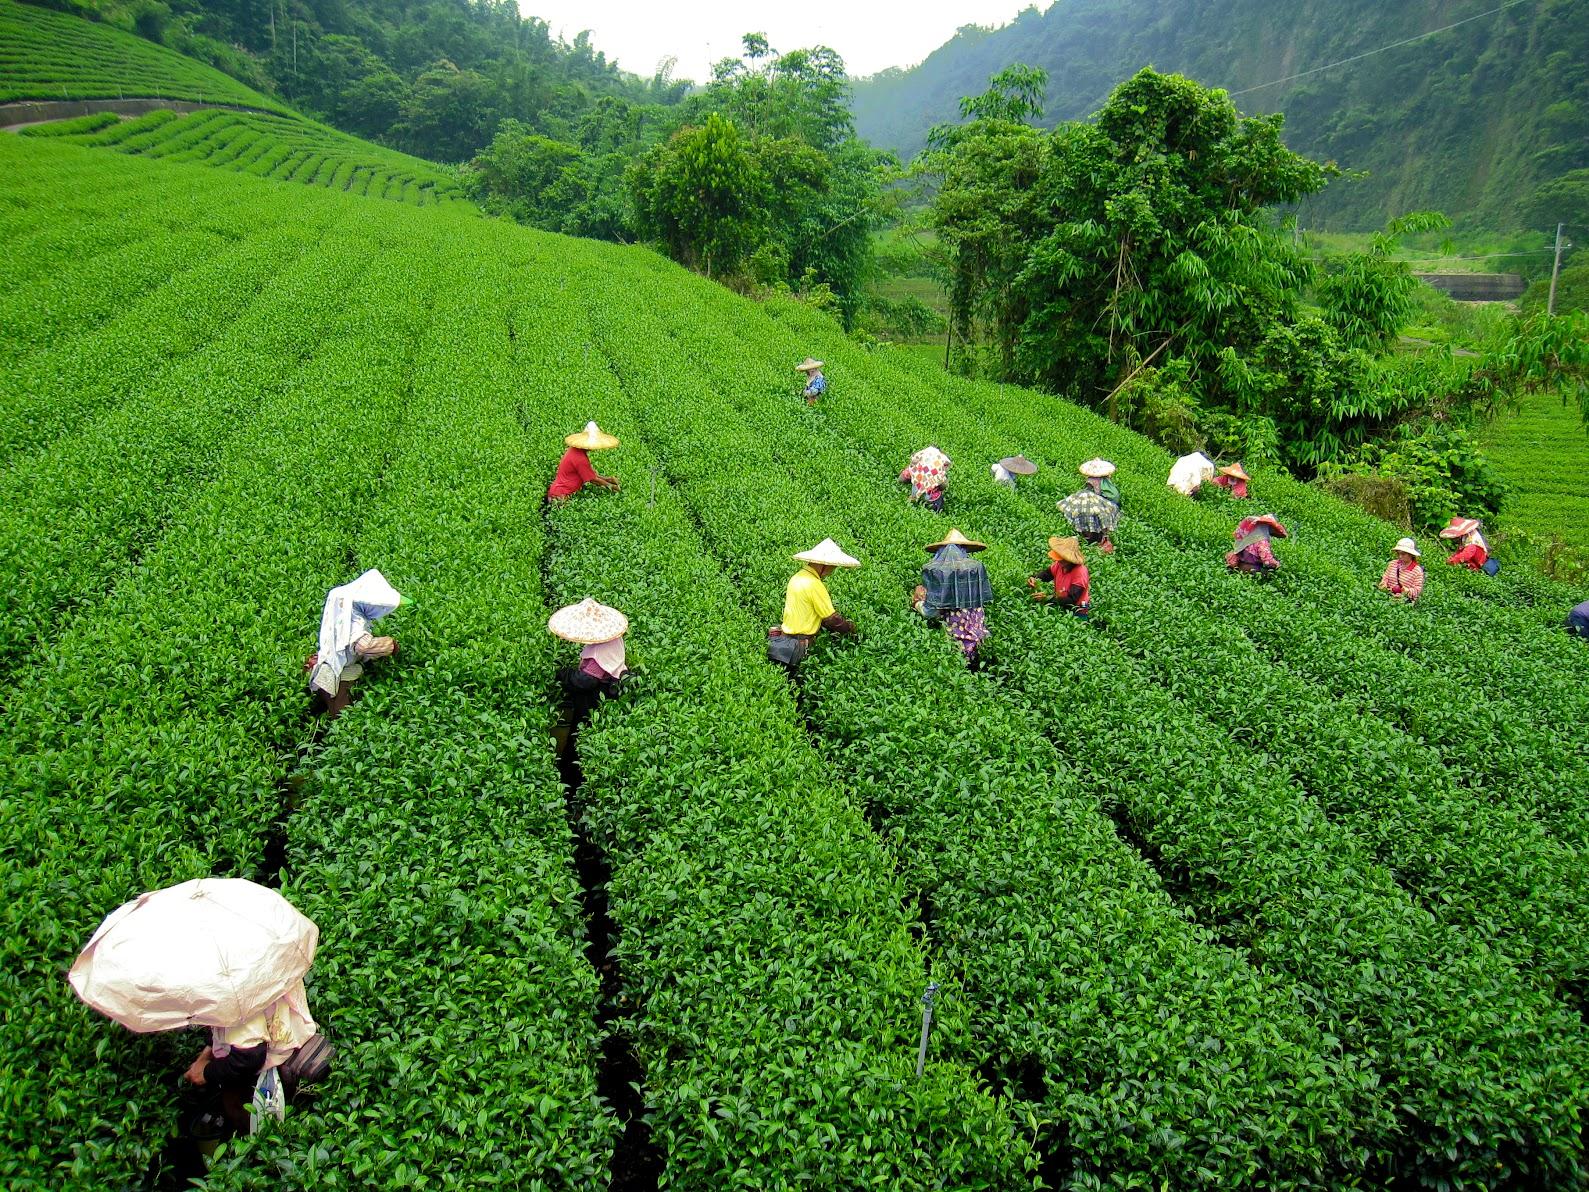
[311,569,402,695]
[1168,452,1217,496]
[251,1067,286,1133]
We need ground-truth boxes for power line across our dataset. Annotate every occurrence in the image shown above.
[1229,0,1534,97]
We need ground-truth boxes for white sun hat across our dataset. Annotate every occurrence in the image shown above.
[793,538,860,568]
[1393,537,1421,558]
[548,598,629,644]
[565,421,619,450]
[1078,458,1117,478]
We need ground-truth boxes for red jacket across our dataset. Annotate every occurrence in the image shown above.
[548,447,598,499]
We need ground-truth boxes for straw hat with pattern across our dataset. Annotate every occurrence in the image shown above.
[793,538,860,568]
[1439,516,1482,540]
[548,598,629,644]
[925,528,987,553]
[565,421,619,451]
[1048,536,1086,565]
[1078,458,1116,478]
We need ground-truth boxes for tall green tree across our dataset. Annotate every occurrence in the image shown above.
[628,113,764,278]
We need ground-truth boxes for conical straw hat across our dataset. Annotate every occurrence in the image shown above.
[1078,458,1116,478]
[1439,516,1481,539]
[1047,535,1085,565]
[795,358,824,372]
[998,455,1037,476]
[924,528,987,553]
[793,538,860,568]
[548,598,628,644]
[1218,461,1250,482]
[565,421,619,451]
[1250,513,1288,538]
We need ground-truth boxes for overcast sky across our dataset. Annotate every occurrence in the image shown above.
[518,2,1050,83]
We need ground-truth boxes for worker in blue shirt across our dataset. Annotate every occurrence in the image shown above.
[796,357,827,404]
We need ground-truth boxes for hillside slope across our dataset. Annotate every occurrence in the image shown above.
[0,0,287,110]
[853,0,1589,227]
[3,127,1589,1189]
[1,2,465,206]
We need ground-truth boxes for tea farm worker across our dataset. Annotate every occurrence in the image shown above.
[1058,458,1120,553]
[1212,461,1251,499]
[912,529,993,661]
[1029,535,1091,617]
[549,598,629,698]
[306,569,403,718]
[1167,452,1216,497]
[768,538,859,668]
[1226,514,1288,574]
[1440,516,1491,571]
[796,357,827,405]
[549,421,620,501]
[1379,537,1426,604]
[185,980,317,1126]
[901,446,951,513]
[1566,599,1589,641]
[991,455,1037,490]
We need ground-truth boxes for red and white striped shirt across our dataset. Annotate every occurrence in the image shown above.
[1379,559,1424,602]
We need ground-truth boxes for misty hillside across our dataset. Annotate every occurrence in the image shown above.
[852,0,1589,227]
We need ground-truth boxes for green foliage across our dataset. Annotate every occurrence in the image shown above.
[0,0,290,109]
[1329,423,1509,531]
[1520,249,1589,317]
[629,38,888,321]
[628,113,763,278]
[461,120,583,227]
[852,0,1589,229]
[31,105,467,207]
[8,104,1589,1190]
[1316,211,1449,350]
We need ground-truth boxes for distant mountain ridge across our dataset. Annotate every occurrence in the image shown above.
[852,0,1589,228]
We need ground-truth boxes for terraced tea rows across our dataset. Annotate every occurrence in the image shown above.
[0,1,286,111]
[22,107,465,207]
[3,107,1588,1190]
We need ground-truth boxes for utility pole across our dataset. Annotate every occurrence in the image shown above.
[1547,222,1565,317]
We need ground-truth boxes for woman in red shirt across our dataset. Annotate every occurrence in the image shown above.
[1029,535,1091,617]
[549,422,620,500]
[1439,516,1490,571]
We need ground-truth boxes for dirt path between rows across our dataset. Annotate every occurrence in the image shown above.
[0,96,280,132]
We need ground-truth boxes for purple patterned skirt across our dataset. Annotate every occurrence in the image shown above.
[943,607,988,660]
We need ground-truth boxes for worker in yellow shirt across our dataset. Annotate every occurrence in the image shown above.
[767,538,860,670]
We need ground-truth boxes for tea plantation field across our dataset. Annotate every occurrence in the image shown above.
[4,95,1589,1192]
[1,1,463,207]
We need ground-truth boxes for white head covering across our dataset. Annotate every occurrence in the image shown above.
[1393,537,1421,559]
[1167,452,1216,496]
[311,570,402,695]
[580,637,628,678]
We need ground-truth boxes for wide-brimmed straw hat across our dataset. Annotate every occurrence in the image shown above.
[1078,458,1116,478]
[793,538,860,568]
[925,528,986,553]
[1047,535,1085,565]
[1250,513,1288,538]
[548,598,628,644]
[1439,516,1482,539]
[1218,462,1250,482]
[565,421,619,451]
[1392,537,1421,559]
[794,357,824,373]
[997,455,1038,476]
